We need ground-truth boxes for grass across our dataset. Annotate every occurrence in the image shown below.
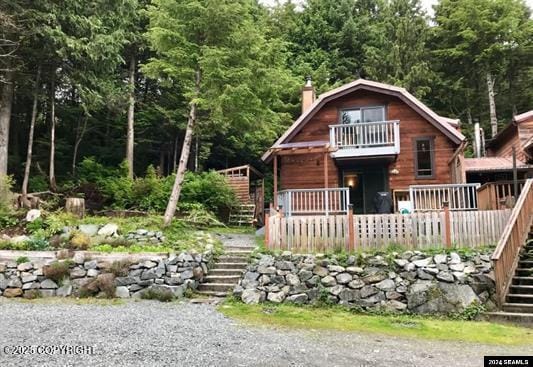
[218,301,533,346]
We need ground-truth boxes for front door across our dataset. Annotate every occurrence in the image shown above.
[343,166,388,214]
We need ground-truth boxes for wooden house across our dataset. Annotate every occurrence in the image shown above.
[262,79,469,214]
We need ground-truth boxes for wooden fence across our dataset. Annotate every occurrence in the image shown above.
[477,180,526,210]
[267,209,511,252]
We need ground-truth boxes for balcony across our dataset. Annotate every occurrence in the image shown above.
[329,120,400,159]
[277,188,350,216]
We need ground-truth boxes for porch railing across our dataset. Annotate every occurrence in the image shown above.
[329,120,400,157]
[477,180,527,210]
[277,188,350,216]
[409,183,481,211]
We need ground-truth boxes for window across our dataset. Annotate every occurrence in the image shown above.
[341,106,385,124]
[414,138,434,178]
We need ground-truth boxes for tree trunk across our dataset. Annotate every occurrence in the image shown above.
[126,54,136,179]
[163,70,201,226]
[194,135,199,172]
[21,66,42,204]
[49,72,57,191]
[173,134,178,172]
[72,113,88,176]
[0,68,14,177]
[65,197,85,218]
[486,72,498,137]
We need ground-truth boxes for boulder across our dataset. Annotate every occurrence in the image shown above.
[244,272,260,281]
[78,224,99,236]
[328,285,344,296]
[328,265,345,273]
[434,254,447,264]
[449,252,461,264]
[57,284,73,297]
[416,269,434,280]
[7,278,22,288]
[449,263,465,272]
[242,289,265,304]
[338,288,359,302]
[180,270,194,280]
[3,288,23,297]
[70,268,87,279]
[384,300,407,311]
[394,259,408,267]
[21,275,37,283]
[436,272,454,283]
[11,235,29,244]
[347,279,365,289]
[345,266,364,274]
[17,262,33,272]
[73,252,85,265]
[298,269,313,282]
[375,279,395,291]
[97,223,119,237]
[267,291,286,303]
[25,209,41,222]
[312,266,329,277]
[412,258,432,267]
[362,272,387,284]
[286,293,308,304]
[321,276,336,287]
[257,265,276,275]
[87,269,99,277]
[275,261,295,271]
[360,285,379,298]
[285,273,300,287]
[84,260,98,270]
[40,279,58,289]
[115,286,130,298]
[336,273,353,285]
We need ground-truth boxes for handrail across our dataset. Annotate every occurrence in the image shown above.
[491,178,533,307]
[328,120,400,128]
[277,188,350,216]
[409,183,480,211]
[329,120,400,152]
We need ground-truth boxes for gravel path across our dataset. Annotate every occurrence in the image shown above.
[0,299,529,367]
[216,233,256,248]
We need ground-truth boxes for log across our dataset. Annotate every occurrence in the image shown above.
[65,197,85,218]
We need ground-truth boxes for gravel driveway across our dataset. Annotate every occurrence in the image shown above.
[0,299,529,367]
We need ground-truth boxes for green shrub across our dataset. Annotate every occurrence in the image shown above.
[43,261,72,283]
[25,218,45,234]
[24,237,50,251]
[69,231,91,250]
[181,171,236,213]
[108,259,132,277]
[16,256,30,264]
[0,209,17,229]
[140,287,175,302]
[28,175,49,193]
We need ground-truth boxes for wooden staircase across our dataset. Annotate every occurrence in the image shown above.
[196,243,255,297]
[488,179,533,325]
[229,204,256,226]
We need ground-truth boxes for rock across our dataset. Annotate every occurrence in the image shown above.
[84,260,98,270]
[328,285,344,296]
[375,279,395,291]
[360,285,379,298]
[7,278,22,288]
[78,224,99,236]
[464,265,476,274]
[386,291,403,300]
[17,262,33,272]
[321,276,336,287]
[436,272,454,283]
[25,209,41,222]
[21,275,37,283]
[142,260,158,269]
[233,285,244,298]
[434,254,447,264]
[259,274,271,285]
[449,263,465,272]
[312,266,329,277]
[70,268,87,278]
[286,293,308,304]
[3,288,23,297]
[73,252,85,265]
[241,278,259,289]
[87,269,99,277]
[298,269,313,282]
[439,283,479,309]
[244,272,260,281]
[11,235,29,244]
[285,273,300,287]
[394,259,408,267]
[242,289,265,304]
[348,279,365,289]
[192,267,203,280]
[115,276,137,286]
[136,229,148,235]
[257,265,276,275]
[416,269,434,280]
[449,252,461,264]
[385,300,407,311]
[57,284,73,297]
[258,255,275,267]
[362,272,387,284]
[412,258,432,267]
[0,262,5,272]
[335,273,352,285]
[97,223,119,237]
[40,279,58,289]
[345,266,364,275]
[275,261,295,271]
[453,271,467,283]
[423,267,439,275]
[328,265,345,273]
[404,263,416,272]
[338,288,359,302]
[267,291,286,303]
[180,270,194,280]
[115,286,130,298]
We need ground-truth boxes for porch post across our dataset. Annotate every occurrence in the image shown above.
[324,152,328,189]
[443,201,452,248]
[273,155,278,208]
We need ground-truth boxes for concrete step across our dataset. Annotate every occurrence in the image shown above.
[512,276,533,285]
[217,256,250,263]
[197,283,235,292]
[485,312,533,326]
[223,251,253,257]
[204,275,241,283]
[515,268,533,276]
[224,246,255,251]
[211,262,248,270]
[502,302,533,313]
[509,284,533,293]
[518,260,533,266]
[208,268,245,276]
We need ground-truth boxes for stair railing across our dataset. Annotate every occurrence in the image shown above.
[492,178,533,307]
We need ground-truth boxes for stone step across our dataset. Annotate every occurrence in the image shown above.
[204,275,241,283]
[515,268,533,275]
[485,312,533,326]
[197,283,235,292]
[507,294,533,303]
[512,276,533,285]
[518,260,533,266]
[208,268,245,276]
[509,284,533,293]
[195,290,229,297]
[502,302,533,313]
[211,262,248,270]
[224,246,255,251]
[223,251,253,257]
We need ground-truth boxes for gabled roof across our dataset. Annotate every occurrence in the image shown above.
[262,79,465,162]
[514,110,533,123]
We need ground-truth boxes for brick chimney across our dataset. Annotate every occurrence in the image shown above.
[301,76,316,114]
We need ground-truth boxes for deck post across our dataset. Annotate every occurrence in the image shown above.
[347,204,355,251]
[273,155,278,209]
[264,210,270,249]
[443,201,452,248]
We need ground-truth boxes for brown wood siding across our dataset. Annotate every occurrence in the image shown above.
[225,176,250,203]
[519,117,533,163]
[280,89,459,190]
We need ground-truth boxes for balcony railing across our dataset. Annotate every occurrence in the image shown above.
[277,188,350,216]
[329,120,400,158]
[409,183,481,211]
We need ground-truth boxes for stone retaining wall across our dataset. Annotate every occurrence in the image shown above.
[0,249,213,299]
[234,250,496,314]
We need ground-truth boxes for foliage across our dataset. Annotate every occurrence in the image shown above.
[79,274,116,298]
[140,287,175,302]
[181,207,226,228]
[43,261,72,283]
[455,301,486,321]
[180,171,236,214]
[69,231,91,250]
[107,259,133,277]
[16,256,30,264]
[24,237,50,251]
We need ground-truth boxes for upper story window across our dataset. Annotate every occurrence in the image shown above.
[341,106,385,124]
[414,137,435,178]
